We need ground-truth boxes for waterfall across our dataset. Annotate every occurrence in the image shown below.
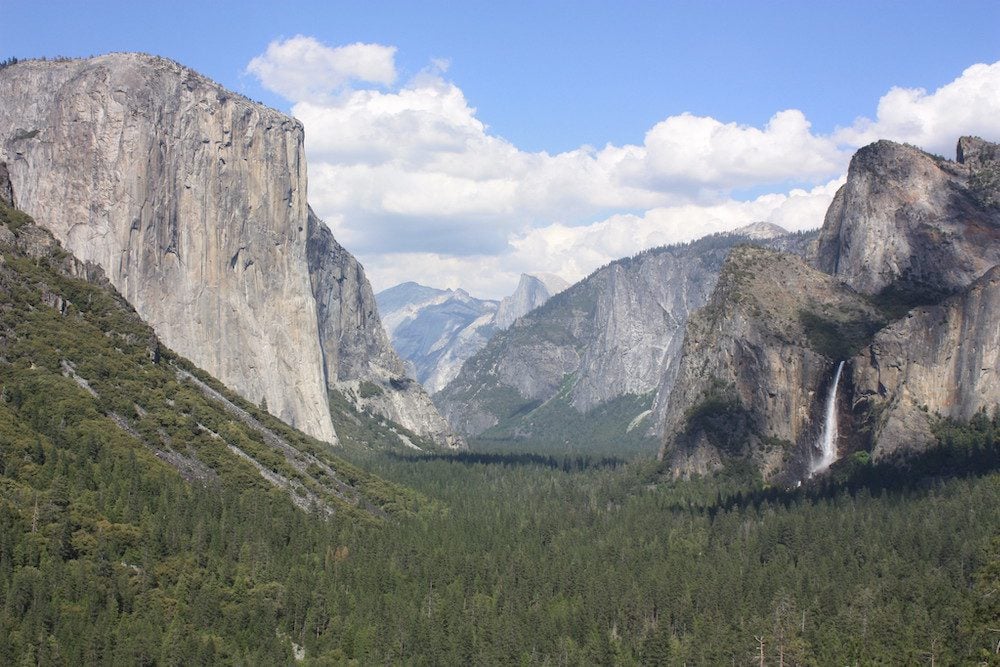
[810,360,845,475]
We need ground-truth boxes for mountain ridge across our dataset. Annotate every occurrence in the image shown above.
[435,225,817,449]
[0,53,460,449]
[660,136,1000,479]
[375,272,567,394]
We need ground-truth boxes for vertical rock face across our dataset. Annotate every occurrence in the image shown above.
[663,138,1000,476]
[657,246,881,478]
[852,266,1000,457]
[0,54,335,443]
[0,162,13,206]
[307,212,462,447]
[817,137,1000,457]
[436,227,816,442]
[494,273,569,330]
[0,54,461,448]
[816,139,1000,299]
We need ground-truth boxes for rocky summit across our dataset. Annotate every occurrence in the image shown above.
[377,284,500,395]
[377,273,568,396]
[435,225,816,448]
[661,137,1000,478]
[816,137,1000,299]
[493,273,569,330]
[0,54,459,448]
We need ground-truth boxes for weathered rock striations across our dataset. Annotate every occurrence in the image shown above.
[437,226,816,443]
[0,54,335,442]
[0,53,460,448]
[657,246,881,478]
[852,265,1000,457]
[0,162,13,206]
[663,137,1000,477]
[308,212,462,448]
[816,138,1000,299]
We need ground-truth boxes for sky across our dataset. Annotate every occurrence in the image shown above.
[4,0,1000,297]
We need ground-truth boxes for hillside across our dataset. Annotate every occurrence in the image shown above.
[0,189,434,660]
[0,53,458,449]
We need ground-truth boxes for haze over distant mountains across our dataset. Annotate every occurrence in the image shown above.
[434,222,816,451]
[377,273,568,394]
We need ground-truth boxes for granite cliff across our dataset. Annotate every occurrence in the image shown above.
[376,273,568,395]
[850,264,1000,458]
[658,245,884,478]
[661,137,1000,477]
[377,283,499,395]
[817,137,1000,299]
[0,54,458,448]
[308,215,460,447]
[493,273,569,330]
[436,225,815,448]
[0,169,426,517]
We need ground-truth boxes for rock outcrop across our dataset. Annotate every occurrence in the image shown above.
[816,139,1000,299]
[851,265,1000,457]
[0,53,459,448]
[0,162,12,206]
[436,226,816,444]
[376,273,567,395]
[493,273,569,329]
[308,213,461,447]
[662,137,1000,477]
[657,246,882,478]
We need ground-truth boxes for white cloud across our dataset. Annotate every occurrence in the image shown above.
[617,110,846,193]
[247,38,1000,297]
[246,36,397,103]
[835,61,1000,156]
[361,179,844,298]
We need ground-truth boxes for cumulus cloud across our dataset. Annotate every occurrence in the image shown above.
[247,38,1000,297]
[361,179,844,298]
[617,110,846,193]
[836,61,1000,156]
[247,36,397,103]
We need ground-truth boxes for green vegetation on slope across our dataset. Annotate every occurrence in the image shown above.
[476,386,658,457]
[1,199,997,664]
[327,386,436,452]
[0,201,431,662]
[329,418,1000,665]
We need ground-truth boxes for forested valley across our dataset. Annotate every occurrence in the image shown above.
[0,181,997,667]
[3,401,999,665]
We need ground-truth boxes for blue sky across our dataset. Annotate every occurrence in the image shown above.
[4,0,1000,296]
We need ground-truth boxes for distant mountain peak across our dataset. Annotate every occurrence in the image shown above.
[728,221,789,240]
[524,272,570,295]
[495,272,568,330]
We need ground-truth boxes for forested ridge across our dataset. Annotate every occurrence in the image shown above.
[0,200,998,664]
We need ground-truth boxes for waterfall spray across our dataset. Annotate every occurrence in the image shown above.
[810,360,845,475]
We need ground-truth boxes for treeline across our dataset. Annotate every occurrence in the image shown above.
[0,201,998,663]
[2,379,998,663]
[331,426,999,665]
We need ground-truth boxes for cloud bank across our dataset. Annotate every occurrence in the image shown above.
[247,37,1000,297]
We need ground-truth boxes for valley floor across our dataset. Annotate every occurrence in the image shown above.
[2,415,998,664]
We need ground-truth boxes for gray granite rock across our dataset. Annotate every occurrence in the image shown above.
[0,54,460,448]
